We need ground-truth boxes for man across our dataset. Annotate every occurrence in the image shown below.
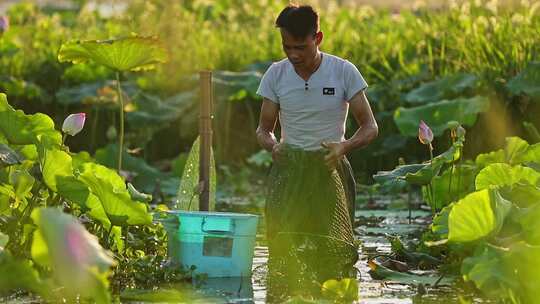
[256,4,378,301]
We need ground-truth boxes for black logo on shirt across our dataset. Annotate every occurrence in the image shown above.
[323,87,335,95]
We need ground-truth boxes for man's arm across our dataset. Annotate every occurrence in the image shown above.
[322,90,378,167]
[343,90,379,152]
[256,98,280,155]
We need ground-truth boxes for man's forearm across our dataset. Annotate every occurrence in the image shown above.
[256,127,278,152]
[343,124,378,154]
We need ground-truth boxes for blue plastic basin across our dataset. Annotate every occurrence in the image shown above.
[163,210,259,278]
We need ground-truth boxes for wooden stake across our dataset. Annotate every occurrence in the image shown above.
[199,71,213,211]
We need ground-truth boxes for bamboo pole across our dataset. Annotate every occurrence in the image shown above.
[199,71,213,211]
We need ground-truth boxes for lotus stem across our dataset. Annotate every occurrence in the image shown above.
[115,71,124,172]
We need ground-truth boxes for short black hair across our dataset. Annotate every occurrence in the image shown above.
[275,5,319,39]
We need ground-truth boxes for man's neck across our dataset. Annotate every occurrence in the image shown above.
[295,51,322,81]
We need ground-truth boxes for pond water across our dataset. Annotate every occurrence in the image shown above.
[180,204,488,303]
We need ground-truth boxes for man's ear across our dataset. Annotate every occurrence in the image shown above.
[315,31,323,45]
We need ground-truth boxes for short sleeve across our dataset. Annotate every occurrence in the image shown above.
[256,64,279,104]
[344,60,368,102]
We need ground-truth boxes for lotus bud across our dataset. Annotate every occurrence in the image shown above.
[418,120,434,145]
[62,113,86,136]
[0,16,8,34]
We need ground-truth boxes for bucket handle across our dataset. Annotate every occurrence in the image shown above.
[201,217,235,235]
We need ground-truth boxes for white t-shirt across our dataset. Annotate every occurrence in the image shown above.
[256,52,368,151]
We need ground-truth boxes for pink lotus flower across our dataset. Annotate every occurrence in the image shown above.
[62,113,86,136]
[32,208,115,301]
[418,120,434,145]
[0,16,8,34]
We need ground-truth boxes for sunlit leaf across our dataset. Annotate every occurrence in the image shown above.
[475,163,540,190]
[321,278,358,301]
[499,183,540,208]
[58,36,168,72]
[0,93,61,145]
[448,189,511,243]
[78,162,152,226]
[175,136,216,211]
[39,146,111,228]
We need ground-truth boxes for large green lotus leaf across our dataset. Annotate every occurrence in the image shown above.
[506,61,540,98]
[394,96,490,137]
[405,73,478,105]
[374,162,442,187]
[403,162,443,185]
[78,163,152,226]
[126,91,195,127]
[476,137,540,168]
[16,145,37,161]
[175,136,216,211]
[58,37,168,72]
[499,183,540,208]
[476,163,540,190]
[475,149,505,168]
[523,143,540,165]
[448,189,511,243]
[373,144,459,187]
[461,244,517,298]
[0,93,61,145]
[515,203,540,245]
[504,137,529,165]
[502,242,540,302]
[213,70,262,99]
[425,164,477,210]
[39,147,111,228]
[373,163,427,186]
[30,207,114,302]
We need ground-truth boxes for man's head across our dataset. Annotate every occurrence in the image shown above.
[275,5,322,68]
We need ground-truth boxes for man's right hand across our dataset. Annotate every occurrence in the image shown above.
[272,142,284,162]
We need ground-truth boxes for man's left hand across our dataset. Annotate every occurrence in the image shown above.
[321,141,349,169]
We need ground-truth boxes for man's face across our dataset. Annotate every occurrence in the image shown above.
[280,29,322,69]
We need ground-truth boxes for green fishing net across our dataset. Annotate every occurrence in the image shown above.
[265,145,358,301]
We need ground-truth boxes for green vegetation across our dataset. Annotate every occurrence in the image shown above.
[0,0,539,302]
